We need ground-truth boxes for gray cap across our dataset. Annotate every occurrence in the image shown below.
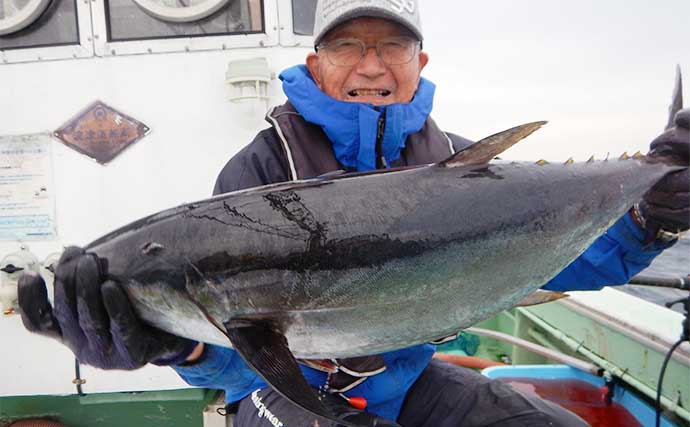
[313,0,423,46]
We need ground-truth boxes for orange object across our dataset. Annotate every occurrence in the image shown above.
[339,395,367,410]
[433,353,506,370]
[348,396,367,410]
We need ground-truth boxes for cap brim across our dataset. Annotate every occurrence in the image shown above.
[314,7,423,46]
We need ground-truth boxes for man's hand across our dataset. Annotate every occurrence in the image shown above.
[17,246,199,370]
[637,108,690,236]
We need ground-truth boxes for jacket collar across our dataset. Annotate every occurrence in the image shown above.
[279,65,435,171]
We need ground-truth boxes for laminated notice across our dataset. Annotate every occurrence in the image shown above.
[0,134,56,240]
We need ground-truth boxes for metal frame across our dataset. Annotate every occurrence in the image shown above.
[91,0,279,57]
[0,0,94,64]
[1,0,279,64]
[276,0,312,48]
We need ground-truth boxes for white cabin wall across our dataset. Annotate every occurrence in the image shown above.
[0,47,310,261]
[0,46,310,396]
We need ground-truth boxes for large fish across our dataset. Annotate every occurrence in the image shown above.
[29,73,688,427]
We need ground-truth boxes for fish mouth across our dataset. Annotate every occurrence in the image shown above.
[347,89,392,98]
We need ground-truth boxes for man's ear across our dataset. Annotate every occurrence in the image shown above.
[418,51,429,71]
[306,52,323,88]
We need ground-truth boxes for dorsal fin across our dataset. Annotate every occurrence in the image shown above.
[666,65,683,131]
[439,121,547,168]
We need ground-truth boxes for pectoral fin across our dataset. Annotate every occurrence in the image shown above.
[514,290,569,307]
[225,319,396,427]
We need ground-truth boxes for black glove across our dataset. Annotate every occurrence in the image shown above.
[637,108,690,238]
[18,246,198,370]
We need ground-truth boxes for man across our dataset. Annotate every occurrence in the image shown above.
[18,1,689,426]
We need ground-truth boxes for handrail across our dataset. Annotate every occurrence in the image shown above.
[628,274,690,291]
[465,327,601,375]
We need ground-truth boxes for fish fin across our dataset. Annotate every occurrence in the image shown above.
[439,121,547,168]
[224,319,378,427]
[667,65,683,131]
[514,290,569,307]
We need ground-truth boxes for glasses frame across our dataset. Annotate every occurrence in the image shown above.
[316,36,421,67]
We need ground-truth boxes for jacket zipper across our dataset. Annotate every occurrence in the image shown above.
[375,113,388,169]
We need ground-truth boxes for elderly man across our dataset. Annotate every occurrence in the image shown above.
[18,1,689,426]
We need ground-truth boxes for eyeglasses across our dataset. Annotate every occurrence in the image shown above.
[316,36,420,67]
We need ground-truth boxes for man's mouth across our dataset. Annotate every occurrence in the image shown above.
[347,89,392,97]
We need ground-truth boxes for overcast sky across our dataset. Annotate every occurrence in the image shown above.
[419,0,689,161]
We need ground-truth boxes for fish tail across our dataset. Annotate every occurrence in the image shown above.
[645,66,688,167]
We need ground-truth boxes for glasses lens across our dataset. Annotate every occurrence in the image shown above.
[321,37,418,67]
[325,39,364,67]
[379,37,417,65]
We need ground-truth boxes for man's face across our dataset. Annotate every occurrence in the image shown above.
[306,17,429,106]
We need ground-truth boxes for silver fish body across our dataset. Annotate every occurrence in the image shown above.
[87,157,680,359]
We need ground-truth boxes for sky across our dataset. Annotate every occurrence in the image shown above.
[419,0,689,161]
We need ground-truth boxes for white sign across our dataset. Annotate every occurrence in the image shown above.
[0,134,56,240]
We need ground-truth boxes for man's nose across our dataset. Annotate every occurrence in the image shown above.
[355,46,387,78]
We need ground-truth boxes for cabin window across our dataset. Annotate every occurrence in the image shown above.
[106,0,263,42]
[0,0,79,49]
[291,0,315,35]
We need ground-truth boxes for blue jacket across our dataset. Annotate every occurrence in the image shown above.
[174,69,671,421]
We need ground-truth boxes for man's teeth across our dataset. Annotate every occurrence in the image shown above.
[349,89,391,97]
